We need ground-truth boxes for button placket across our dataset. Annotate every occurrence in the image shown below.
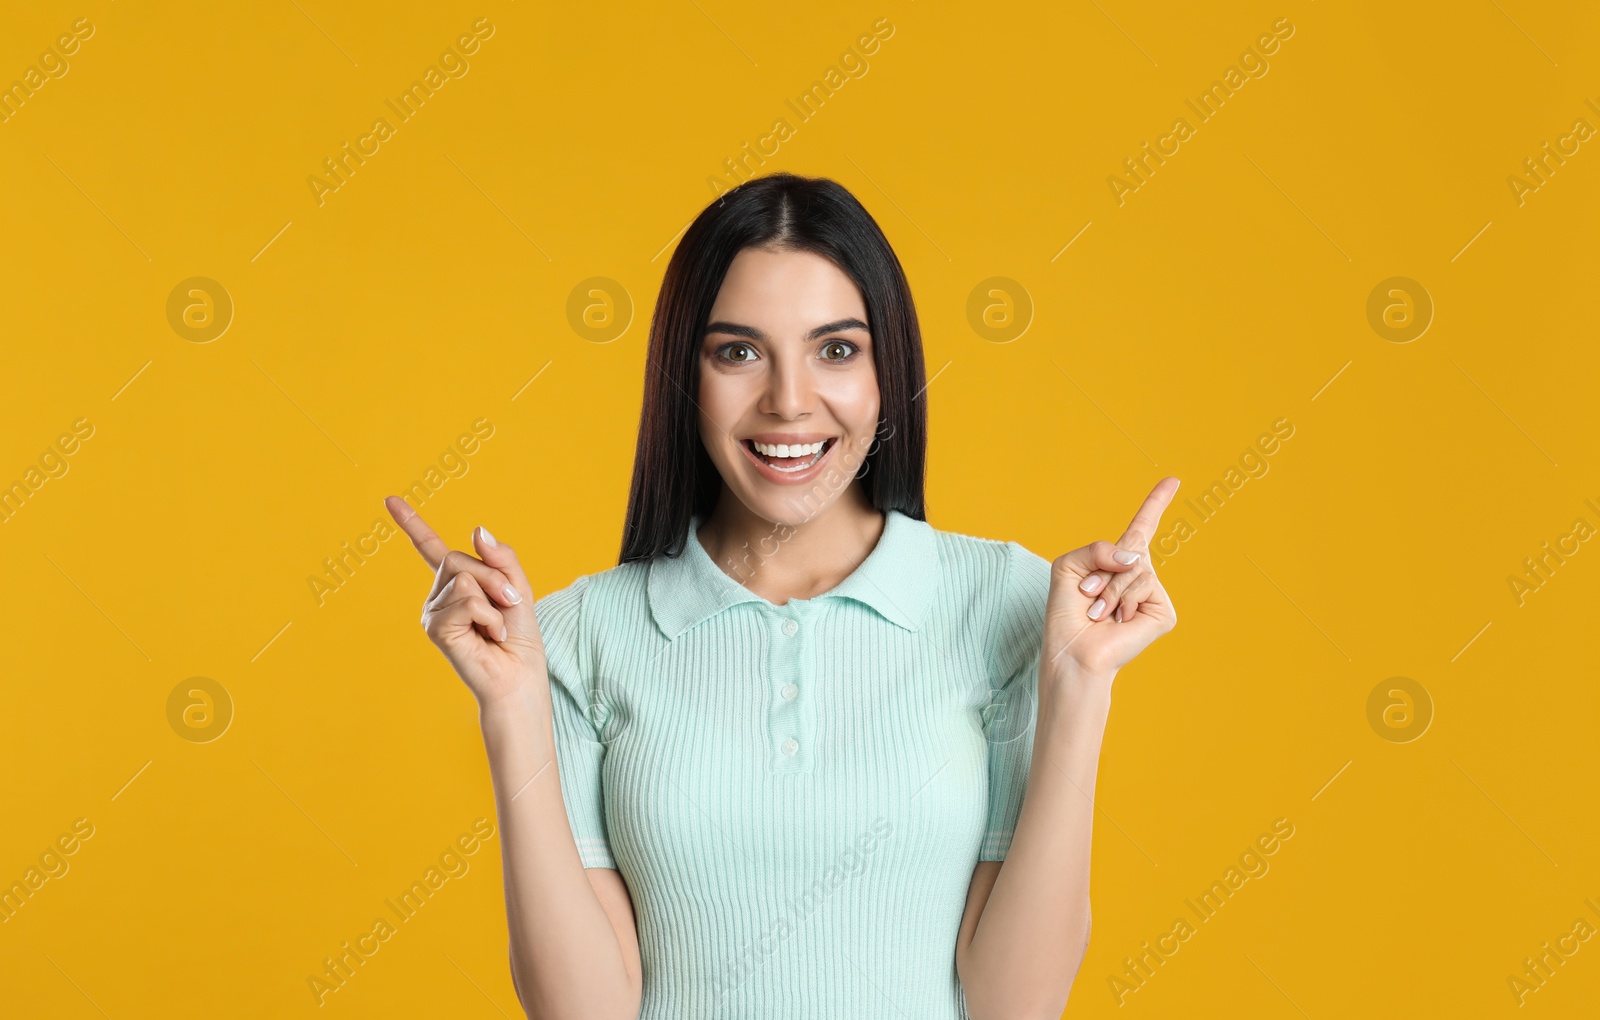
[767,604,814,772]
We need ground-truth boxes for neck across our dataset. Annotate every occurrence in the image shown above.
[696,486,885,604]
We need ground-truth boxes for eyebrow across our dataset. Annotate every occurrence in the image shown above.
[703,317,870,342]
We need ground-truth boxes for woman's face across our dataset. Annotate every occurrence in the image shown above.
[696,246,881,528]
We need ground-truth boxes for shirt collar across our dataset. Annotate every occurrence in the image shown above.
[647,509,940,640]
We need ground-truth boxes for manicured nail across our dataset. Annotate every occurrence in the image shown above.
[1087,598,1106,620]
[1113,549,1141,564]
[479,526,498,548]
[503,584,522,605]
[1079,574,1103,594]
[500,624,508,642]
[1114,606,1123,623]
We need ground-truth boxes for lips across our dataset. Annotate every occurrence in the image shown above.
[739,436,838,482]
[744,437,834,470]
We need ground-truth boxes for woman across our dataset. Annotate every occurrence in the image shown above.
[384,172,1179,1019]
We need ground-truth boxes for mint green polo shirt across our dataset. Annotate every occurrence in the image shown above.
[536,508,1052,1019]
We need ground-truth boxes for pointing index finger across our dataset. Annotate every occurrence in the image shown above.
[385,495,449,571]
[1118,476,1181,549]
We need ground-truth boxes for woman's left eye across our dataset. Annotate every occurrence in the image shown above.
[820,340,859,362]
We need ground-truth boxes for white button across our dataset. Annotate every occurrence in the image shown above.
[781,683,797,701]
[781,619,798,637]
[781,737,798,755]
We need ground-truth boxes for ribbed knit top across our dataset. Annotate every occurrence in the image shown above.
[535,509,1052,1019]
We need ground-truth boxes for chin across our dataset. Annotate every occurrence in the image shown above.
[728,432,869,521]
[745,491,844,530]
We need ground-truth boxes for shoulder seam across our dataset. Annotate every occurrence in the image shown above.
[573,573,592,683]
[987,540,1017,691]
[931,525,1009,551]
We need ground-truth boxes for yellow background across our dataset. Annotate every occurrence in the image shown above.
[2,0,1596,1016]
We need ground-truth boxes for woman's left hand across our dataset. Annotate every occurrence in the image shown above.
[1042,477,1181,687]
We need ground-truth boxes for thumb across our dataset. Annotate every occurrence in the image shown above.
[1045,552,1095,621]
[1046,541,1145,632]
[1047,541,1141,608]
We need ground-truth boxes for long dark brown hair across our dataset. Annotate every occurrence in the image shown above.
[619,172,928,564]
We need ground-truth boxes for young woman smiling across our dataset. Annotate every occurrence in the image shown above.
[385,172,1180,1020]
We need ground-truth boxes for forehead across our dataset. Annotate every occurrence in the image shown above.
[709,247,867,324]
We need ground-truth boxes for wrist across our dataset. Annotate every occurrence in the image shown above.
[1046,657,1117,691]
[477,681,549,723]
[1040,661,1115,714]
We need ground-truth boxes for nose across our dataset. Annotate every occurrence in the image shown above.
[758,349,816,419]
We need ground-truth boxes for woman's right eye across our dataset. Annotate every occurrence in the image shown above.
[716,342,757,363]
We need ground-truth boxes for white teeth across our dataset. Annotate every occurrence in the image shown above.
[748,438,831,472]
[752,439,825,458]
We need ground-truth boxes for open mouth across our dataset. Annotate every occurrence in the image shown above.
[742,437,836,474]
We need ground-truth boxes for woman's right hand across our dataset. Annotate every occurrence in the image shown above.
[384,496,548,710]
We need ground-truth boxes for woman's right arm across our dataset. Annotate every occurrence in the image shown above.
[481,685,643,1020]
[383,497,642,1020]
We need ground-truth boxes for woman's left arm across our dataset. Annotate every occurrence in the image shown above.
[957,478,1181,1020]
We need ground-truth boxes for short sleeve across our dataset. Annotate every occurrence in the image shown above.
[536,575,616,870]
[978,540,1052,861]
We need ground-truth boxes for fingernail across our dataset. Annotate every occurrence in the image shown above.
[1113,550,1141,564]
[1079,574,1103,594]
[479,526,498,548]
[1087,598,1106,620]
[500,624,508,642]
[1114,606,1123,623]
[503,584,522,605]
